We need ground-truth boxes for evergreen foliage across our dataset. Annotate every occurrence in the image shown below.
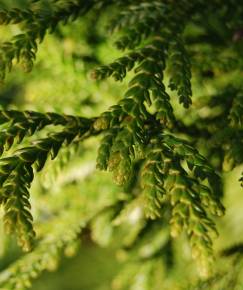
[0,0,242,289]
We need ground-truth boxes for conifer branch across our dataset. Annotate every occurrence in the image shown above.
[0,0,242,286]
[0,161,118,289]
[141,133,224,276]
[168,37,192,108]
[0,0,107,80]
[0,110,86,155]
[0,116,93,251]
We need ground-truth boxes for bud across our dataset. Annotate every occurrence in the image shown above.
[93,116,110,131]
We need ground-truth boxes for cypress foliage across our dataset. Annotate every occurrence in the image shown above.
[0,0,242,289]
